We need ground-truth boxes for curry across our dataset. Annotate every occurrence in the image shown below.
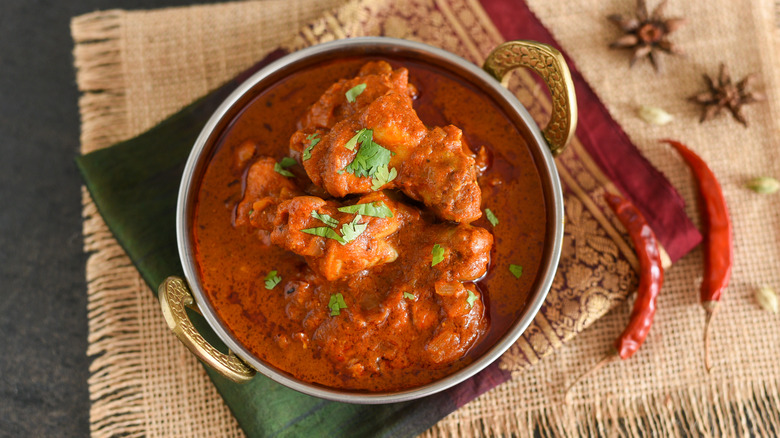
[193,57,547,392]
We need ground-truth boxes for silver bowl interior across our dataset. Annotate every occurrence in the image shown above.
[177,37,564,404]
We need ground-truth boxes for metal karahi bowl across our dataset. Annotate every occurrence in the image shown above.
[159,37,576,404]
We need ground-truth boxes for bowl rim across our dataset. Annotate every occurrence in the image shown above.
[177,36,564,404]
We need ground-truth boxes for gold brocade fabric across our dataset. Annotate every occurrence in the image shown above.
[72,0,780,436]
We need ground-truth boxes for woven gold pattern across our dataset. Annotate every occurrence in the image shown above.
[158,277,255,383]
[483,41,577,155]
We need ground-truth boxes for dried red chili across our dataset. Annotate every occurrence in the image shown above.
[662,139,732,372]
[605,193,664,360]
[564,192,663,401]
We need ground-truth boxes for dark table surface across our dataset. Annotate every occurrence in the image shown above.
[0,1,227,436]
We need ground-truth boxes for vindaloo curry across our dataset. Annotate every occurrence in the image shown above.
[193,57,547,391]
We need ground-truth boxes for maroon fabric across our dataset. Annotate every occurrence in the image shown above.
[446,362,511,408]
[479,0,702,262]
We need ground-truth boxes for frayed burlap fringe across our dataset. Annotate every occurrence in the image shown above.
[71,11,129,154]
[82,187,148,438]
[82,183,245,438]
[72,11,150,436]
[424,379,780,437]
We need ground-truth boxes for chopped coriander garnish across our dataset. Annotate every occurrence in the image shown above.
[370,164,398,191]
[311,210,339,228]
[403,292,416,300]
[337,201,393,218]
[485,208,499,227]
[340,214,368,244]
[301,226,346,244]
[431,244,445,267]
[264,270,281,290]
[344,128,372,151]
[509,264,523,279]
[301,214,367,246]
[273,163,294,177]
[248,209,255,216]
[279,157,297,167]
[346,141,394,177]
[345,83,367,103]
[342,129,395,185]
[302,133,320,161]
[328,293,348,316]
[273,157,297,177]
[466,289,478,308]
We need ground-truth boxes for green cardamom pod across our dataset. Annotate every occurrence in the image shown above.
[746,177,780,194]
[755,286,779,314]
[637,105,674,126]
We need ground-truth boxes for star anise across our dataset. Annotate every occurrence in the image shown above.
[608,0,685,71]
[689,63,765,127]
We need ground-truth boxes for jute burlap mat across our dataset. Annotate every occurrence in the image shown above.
[73,0,780,436]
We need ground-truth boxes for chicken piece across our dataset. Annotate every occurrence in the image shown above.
[270,191,419,281]
[291,93,427,196]
[360,92,429,155]
[233,140,258,172]
[237,156,489,282]
[290,118,375,196]
[399,126,482,224]
[298,61,417,132]
[235,157,417,280]
[290,65,482,223]
[427,223,493,282]
[426,281,485,364]
[235,157,301,229]
[306,247,490,372]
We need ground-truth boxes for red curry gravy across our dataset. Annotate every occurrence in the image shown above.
[193,57,547,392]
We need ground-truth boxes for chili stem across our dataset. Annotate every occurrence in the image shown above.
[564,193,663,402]
[662,140,732,373]
[563,352,618,404]
[702,300,719,372]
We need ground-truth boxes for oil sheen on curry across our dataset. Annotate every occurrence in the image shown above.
[194,57,547,392]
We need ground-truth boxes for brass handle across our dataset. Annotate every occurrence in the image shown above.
[159,276,255,383]
[483,40,578,156]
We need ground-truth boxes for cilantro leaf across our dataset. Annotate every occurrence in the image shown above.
[302,133,320,161]
[273,157,297,177]
[337,201,394,218]
[280,157,297,167]
[264,270,281,290]
[343,128,372,151]
[328,293,348,316]
[273,162,294,177]
[311,210,339,228]
[340,214,368,244]
[371,164,398,191]
[342,129,394,178]
[431,244,445,267]
[345,83,367,103]
[485,208,499,227]
[346,142,394,177]
[466,289,478,308]
[403,292,416,300]
[509,264,523,278]
[301,226,346,244]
